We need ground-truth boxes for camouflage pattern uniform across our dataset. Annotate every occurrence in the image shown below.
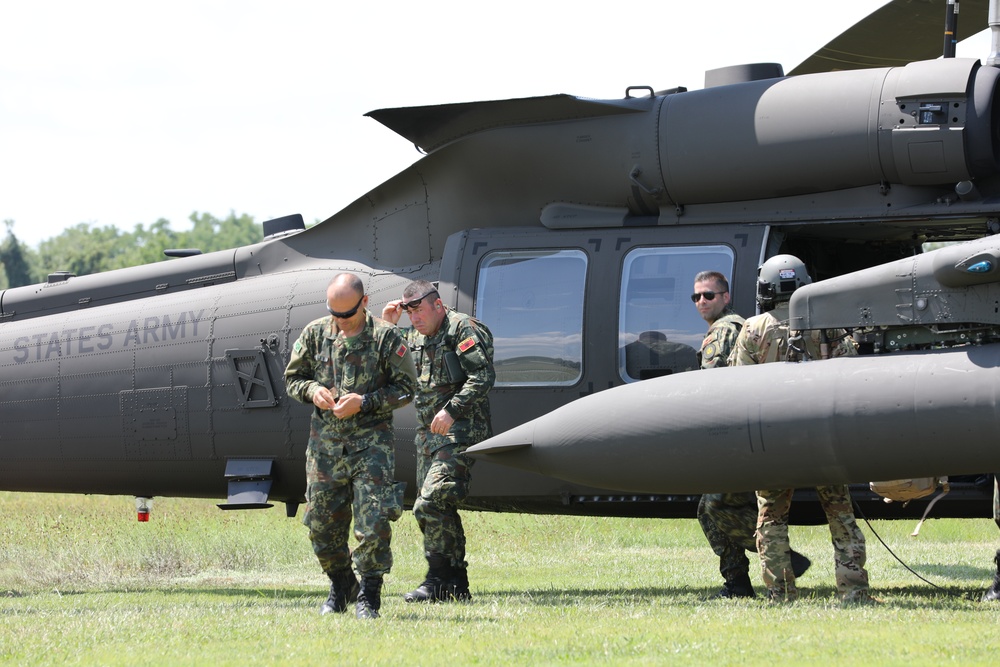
[988,474,1000,601]
[994,474,999,532]
[698,311,744,370]
[695,309,759,584]
[729,303,870,602]
[284,310,417,579]
[401,309,495,570]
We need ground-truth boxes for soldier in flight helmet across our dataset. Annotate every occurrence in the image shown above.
[756,254,812,312]
[729,254,876,603]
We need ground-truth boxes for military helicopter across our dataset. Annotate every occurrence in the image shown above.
[1,0,998,524]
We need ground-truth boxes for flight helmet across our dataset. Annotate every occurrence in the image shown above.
[757,254,811,311]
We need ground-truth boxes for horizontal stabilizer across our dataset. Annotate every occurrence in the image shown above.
[366,94,649,153]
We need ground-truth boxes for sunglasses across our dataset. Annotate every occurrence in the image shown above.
[690,290,727,303]
[400,290,439,312]
[327,295,365,319]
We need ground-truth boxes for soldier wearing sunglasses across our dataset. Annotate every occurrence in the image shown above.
[284,273,417,619]
[692,270,811,600]
[383,280,495,604]
[692,271,742,370]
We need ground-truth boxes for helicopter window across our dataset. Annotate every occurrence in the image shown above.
[619,245,734,381]
[475,249,586,386]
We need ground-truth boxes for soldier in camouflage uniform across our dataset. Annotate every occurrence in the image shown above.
[693,271,743,371]
[284,273,417,619]
[729,255,874,604]
[984,475,1000,601]
[692,271,811,599]
[383,280,495,603]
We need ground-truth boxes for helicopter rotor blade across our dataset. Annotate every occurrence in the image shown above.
[790,0,989,75]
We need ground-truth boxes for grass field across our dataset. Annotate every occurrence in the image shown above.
[2,491,999,665]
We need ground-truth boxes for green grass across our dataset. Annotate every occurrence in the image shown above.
[1,492,999,665]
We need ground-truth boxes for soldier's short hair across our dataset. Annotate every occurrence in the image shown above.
[693,271,730,292]
[403,279,438,300]
[329,273,365,295]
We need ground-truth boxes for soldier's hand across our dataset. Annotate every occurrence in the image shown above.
[332,392,363,419]
[312,387,337,411]
[430,408,454,435]
[382,300,403,324]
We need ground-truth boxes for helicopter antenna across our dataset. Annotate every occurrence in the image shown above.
[944,0,960,58]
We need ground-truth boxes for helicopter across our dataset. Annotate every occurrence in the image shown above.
[1,0,999,525]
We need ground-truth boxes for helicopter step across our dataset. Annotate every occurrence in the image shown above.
[217,458,274,510]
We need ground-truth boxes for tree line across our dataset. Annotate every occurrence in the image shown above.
[0,212,271,290]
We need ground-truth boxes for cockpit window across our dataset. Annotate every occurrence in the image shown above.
[475,249,586,386]
[619,245,734,381]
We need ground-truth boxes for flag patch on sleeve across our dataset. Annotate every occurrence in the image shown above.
[458,337,476,353]
[396,344,408,357]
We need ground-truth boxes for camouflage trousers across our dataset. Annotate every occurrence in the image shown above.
[697,491,758,578]
[413,441,475,569]
[994,475,999,531]
[302,440,403,578]
[756,485,868,602]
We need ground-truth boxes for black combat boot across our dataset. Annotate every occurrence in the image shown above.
[982,549,1000,602]
[356,575,383,619]
[710,570,756,599]
[790,550,812,578]
[403,553,450,603]
[320,567,359,615]
[448,565,473,602]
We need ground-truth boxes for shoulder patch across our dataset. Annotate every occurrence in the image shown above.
[395,343,408,358]
[703,343,716,359]
[458,336,476,353]
[293,340,302,354]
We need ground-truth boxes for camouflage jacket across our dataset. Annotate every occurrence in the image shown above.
[284,310,417,448]
[728,304,857,366]
[400,308,495,447]
[700,310,744,369]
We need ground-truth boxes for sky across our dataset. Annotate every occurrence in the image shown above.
[0,1,995,249]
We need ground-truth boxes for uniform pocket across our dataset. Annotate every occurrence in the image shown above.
[385,481,407,522]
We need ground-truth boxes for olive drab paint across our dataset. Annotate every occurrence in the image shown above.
[1,4,999,522]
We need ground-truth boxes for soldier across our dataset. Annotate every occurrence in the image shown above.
[383,280,495,603]
[729,255,875,604]
[693,270,743,370]
[284,273,417,619]
[692,270,809,598]
[984,474,1000,602]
